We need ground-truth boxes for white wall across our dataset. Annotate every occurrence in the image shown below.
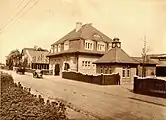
[114,66,136,83]
[78,55,100,74]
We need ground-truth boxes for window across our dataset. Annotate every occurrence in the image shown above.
[90,43,92,49]
[50,46,54,53]
[127,68,130,78]
[88,43,90,49]
[105,67,108,74]
[109,67,112,74]
[92,64,95,68]
[82,61,84,66]
[108,43,112,51]
[100,66,103,73]
[88,61,90,67]
[85,40,93,50]
[54,45,57,53]
[85,61,87,67]
[93,34,101,38]
[97,42,105,51]
[64,41,69,51]
[32,56,36,62]
[58,44,61,52]
[122,68,125,78]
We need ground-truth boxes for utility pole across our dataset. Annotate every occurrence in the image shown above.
[142,35,147,77]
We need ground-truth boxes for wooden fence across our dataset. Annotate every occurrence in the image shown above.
[133,77,166,98]
[62,71,119,85]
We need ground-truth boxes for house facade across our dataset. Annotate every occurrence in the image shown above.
[132,57,156,77]
[21,47,49,70]
[47,22,112,75]
[147,54,166,77]
[94,38,139,83]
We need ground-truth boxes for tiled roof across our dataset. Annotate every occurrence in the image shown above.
[93,48,139,64]
[22,48,49,63]
[52,24,112,45]
[147,54,166,59]
[22,48,48,52]
[132,57,157,65]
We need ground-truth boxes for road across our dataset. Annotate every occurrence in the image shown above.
[1,69,166,120]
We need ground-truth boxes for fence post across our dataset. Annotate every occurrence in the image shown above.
[133,76,137,92]
[101,74,104,85]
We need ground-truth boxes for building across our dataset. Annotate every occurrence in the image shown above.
[93,38,139,83]
[21,47,49,70]
[47,22,112,75]
[132,57,157,77]
[147,54,166,76]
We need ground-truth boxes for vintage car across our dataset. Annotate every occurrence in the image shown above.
[16,67,25,75]
[33,70,43,78]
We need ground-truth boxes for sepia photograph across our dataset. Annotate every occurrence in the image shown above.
[0,0,166,120]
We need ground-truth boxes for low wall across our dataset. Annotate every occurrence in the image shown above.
[62,71,119,85]
[133,77,166,98]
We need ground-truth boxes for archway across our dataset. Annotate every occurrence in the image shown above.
[64,63,70,71]
[55,64,60,75]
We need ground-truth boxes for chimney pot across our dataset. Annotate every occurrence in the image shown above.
[76,22,82,32]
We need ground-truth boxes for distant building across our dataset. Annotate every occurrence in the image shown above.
[147,54,166,77]
[132,57,156,77]
[21,47,49,70]
[47,22,112,75]
[94,38,139,83]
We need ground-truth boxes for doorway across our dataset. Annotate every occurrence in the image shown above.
[55,64,60,75]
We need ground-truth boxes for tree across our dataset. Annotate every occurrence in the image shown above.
[141,36,150,77]
[6,49,21,70]
[22,57,28,68]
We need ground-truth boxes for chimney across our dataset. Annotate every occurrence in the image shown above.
[34,45,38,50]
[76,22,82,32]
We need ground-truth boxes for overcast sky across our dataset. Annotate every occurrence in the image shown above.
[0,0,166,63]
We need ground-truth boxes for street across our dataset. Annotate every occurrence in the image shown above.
[1,69,166,120]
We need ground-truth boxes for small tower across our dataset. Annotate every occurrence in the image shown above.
[112,37,121,48]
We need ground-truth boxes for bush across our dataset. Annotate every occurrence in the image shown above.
[0,72,68,120]
[0,72,14,88]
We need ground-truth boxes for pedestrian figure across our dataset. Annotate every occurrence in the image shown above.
[117,73,121,85]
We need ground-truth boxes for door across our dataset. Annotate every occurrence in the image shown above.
[55,64,60,75]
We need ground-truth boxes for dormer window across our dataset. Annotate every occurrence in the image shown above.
[108,43,112,51]
[50,46,54,53]
[58,44,61,52]
[64,41,69,51]
[85,40,93,50]
[54,45,57,53]
[93,34,101,38]
[97,42,105,51]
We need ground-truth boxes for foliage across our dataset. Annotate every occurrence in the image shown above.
[22,57,28,68]
[6,49,21,70]
[0,72,14,87]
[0,72,68,120]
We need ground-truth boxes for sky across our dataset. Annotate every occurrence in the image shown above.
[0,0,166,63]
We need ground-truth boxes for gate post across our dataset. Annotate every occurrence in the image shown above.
[133,76,137,92]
